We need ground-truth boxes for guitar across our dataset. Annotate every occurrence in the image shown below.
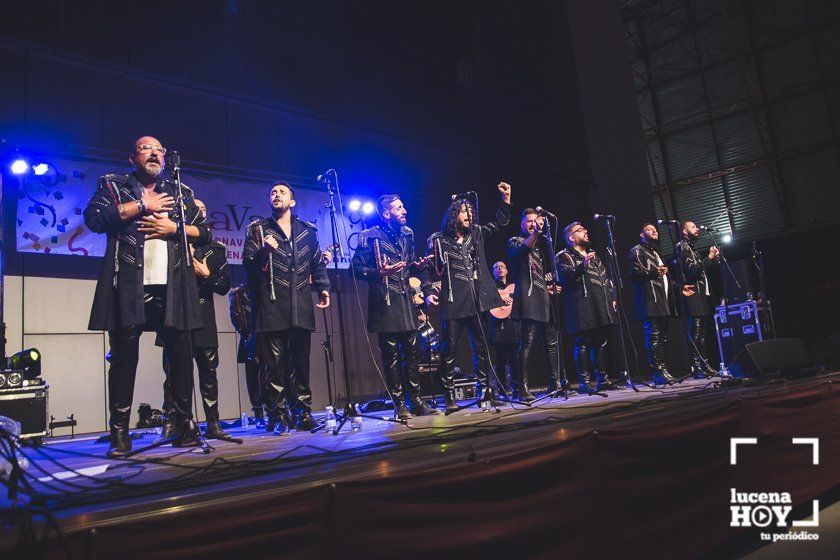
[409,277,441,305]
[489,284,516,319]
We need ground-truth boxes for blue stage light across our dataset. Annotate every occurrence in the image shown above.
[361,202,375,215]
[32,163,50,176]
[348,199,362,212]
[10,159,29,175]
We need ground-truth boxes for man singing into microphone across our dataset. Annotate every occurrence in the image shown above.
[557,222,619,393]
[243,181,330,434]
[85,136,209,457]
[423,183,511,412]
[351,194,437,420]
[628,223,695,385]
[508,209,567,400]
[676,221,721,378]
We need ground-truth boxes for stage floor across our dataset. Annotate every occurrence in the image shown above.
[2,372,838,554]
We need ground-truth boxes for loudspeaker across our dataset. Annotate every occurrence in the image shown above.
[730,338,818,378]
[811,335,840,371]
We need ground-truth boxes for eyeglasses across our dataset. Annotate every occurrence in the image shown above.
[570,227,587,235]
[136,144,167,155]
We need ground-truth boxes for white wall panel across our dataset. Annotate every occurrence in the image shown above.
[23,277,98,334]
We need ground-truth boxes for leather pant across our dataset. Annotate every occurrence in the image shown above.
[259,328,312,417]
[493,343,518,392]
[108,290,193,430]
[518,319,564,390]
[244,358,264,415]
[378,331,422,407]
[643,316,670,372]
[163,347,222,422]
[440,315,493,391]
[687,315,711,371]
[573,326,610,383]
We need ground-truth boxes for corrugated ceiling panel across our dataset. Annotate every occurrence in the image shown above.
[769,91,833,152]
[726,166,786,240]
[656,73,705,124]
[759,35,819,91]
[673,177,727,234]
[713,112,763,166]
[781,149,840,228]
[704,60,748,108]
[646,139,666,185]
[663,124,719,179]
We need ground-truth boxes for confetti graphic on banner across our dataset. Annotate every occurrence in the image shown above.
[15,157,365,266]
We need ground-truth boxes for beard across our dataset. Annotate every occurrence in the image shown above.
[646,236,661,251]
[578,238,590,249]
[142,161,163,178]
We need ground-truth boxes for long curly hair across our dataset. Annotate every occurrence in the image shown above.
[440,198,473,236]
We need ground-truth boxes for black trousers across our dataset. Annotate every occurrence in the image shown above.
[108,291,194,429]
[440,314,493,391]
[492,343,518,391]
[573,326,611,381]
[163,346,222,421]
[377,331,422,406]
[687,315,711,371]
[643,316,671,371]
[259,328,312,417]
[244,358,263,414]
[518,319,564,389]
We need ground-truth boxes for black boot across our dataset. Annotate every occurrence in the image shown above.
[174,418,201,447]
[296,411,317,431]
[107,411,132,458]
[394,401,413,420]
[157,411,180,443]
[272,409,291,435]
[410,399,440,416]
[444,390,459,412]
[481,386,503,408]
[595,371,616,390]
[577,371,596,394]
[204,419,230,439]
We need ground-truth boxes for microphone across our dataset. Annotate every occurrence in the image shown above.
[594,213,615,221]
[535,206,556,218]
[657,219,679,224]
[166,150,181,169]
[698,225,718,232]
[450,191,476,201]
[316,169,336,183]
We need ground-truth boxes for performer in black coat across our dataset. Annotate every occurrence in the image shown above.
[84,136,209,457]
[557,222,618,393]
[243,181,330,433]
[423,182,512,411]
[351,194,437,419]
[508,209,567,400]
[488,261,519,397]
[676,221,721,378]
[628,223,694,384]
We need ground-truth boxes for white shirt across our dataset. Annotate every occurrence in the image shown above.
[143,212,169,285]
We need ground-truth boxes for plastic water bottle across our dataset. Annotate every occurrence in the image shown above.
[350,403,363,432]
[325,406,337,434]
[241,412,249,430]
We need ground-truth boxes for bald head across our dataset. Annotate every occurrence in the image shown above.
[194,198,206,219]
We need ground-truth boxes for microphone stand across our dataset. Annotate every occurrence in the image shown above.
[531,212,570,401]
[126,152,217,457]
[601,217,637,392]
[702,228,734,379]
[315,173,406,434]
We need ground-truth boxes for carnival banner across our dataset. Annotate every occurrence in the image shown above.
[14,157,365,267]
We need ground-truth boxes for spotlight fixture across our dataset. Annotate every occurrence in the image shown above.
[722,234,732,244]
[10,159,29,175]
[6,348,42,380]
[32,163,50,176]
[361,202,375,215]
[348,199,362,212]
